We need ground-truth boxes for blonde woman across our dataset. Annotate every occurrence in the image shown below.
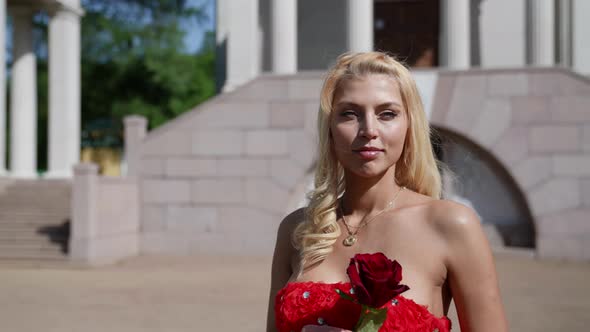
[267,52,507,332]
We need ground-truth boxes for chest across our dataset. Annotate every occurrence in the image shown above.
[296,216,448,301]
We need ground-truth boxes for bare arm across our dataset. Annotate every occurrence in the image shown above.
[266,209,303,332]
[439,201,508,332]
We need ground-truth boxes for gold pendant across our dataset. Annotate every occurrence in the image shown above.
[343,235,357,247]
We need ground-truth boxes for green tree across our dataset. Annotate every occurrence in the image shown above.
[18,0,215,171]
[80,0,215,130]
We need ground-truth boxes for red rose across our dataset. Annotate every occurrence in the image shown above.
[346,252,410,308]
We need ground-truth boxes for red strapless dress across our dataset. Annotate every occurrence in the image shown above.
[275,281,451,332]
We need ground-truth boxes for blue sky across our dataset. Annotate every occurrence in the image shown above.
[183,0,216,53]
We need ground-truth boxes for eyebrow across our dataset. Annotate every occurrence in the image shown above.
[335,101,403,109]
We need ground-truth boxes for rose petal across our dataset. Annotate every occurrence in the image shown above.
[346,258,371,304]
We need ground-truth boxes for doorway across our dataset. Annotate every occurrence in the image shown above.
[374,0,440,67]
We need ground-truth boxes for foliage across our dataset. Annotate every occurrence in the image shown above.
[21,0,214,169]
[79,0,216,133]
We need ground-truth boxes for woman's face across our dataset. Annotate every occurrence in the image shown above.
[330,74,408,178]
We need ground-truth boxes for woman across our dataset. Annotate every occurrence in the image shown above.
[267,52,507,332]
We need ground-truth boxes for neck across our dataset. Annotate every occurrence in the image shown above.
[340,166,402,224]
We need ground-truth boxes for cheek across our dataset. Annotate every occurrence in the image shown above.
[383,122,409,153]
[330,123,355,148]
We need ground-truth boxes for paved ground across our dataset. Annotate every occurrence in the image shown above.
[0,252,589,332]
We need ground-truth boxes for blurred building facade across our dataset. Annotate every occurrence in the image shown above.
[0,0,82,179]
[2,0,590,264]
[218,0,590,90]
[84,0,586,264]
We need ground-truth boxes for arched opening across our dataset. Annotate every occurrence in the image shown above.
[433,127,536,248]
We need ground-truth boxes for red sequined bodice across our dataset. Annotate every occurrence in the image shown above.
[275,281,451,332]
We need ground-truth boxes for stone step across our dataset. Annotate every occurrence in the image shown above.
[0,241,67,251]
[0,234,67,243]
[0,210,69,217]
[0,223,67,230]
[0,258,74,269]
[0,217,69,224]
[0,251,67,261]
[0,245,67,259]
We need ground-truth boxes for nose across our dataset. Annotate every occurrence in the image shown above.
[359,114,378,139]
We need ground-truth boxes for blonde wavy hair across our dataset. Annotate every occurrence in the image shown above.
[293,52,442,272]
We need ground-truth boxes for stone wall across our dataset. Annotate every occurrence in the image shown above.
[136,68,590,261]
[432,68,590,260]
[70,163,140,265]
[138,73,323,255]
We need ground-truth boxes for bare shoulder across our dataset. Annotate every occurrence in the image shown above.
[273,208,306,267]
[427,199,482,236]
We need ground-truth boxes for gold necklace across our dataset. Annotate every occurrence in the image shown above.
[339,186,405,247]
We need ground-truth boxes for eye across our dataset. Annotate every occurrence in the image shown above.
[379,111,398,120]
[339,110,358,119]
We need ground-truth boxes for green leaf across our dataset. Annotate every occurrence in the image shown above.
[355,306,387,332]
[335,289,356,302]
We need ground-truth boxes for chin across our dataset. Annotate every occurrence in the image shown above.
[348,164,390,178]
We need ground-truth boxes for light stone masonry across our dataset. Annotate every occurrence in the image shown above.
[141,205,166,232]
[550,96,590,123]
[582,179,590,207]
[491,127,529,167]
[537,236,584,260]
[303,102,319,135]
[488,74,529,96]
[512,156,552,190]
[287,79,323,100]
[529,126,581,153]
[552,155,590,176]
[270,158,306,189]
[142,179,191,204]
[469,99,511,147]
[228,78,289,101]
[583,125,590,152]
[529,178,580,216]
[166,206,217,233]
[287,130,316,169]
[511,96,551,125]
[141,233,189,255]
[529,73,570,96]
[245,178,290,214]
[270,101,306,128]
[187,102,270,129]
[192,178,244,204]
[245,130,288,156]
[140,158,165,176]
[217,207,279,235]
[130,70,590,260]
[537,208,590,236]
[192,130,244,156]
[165,158,217,177]
[217,159,269,177]
[141,131,192,156]
[445,75,487,134]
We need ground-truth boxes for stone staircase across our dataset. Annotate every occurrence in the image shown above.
[0,179,71,265]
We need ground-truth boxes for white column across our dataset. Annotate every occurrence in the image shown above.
[347,0,373,52]
[10,8,37,178]
[441,0,471,69]
[531,0,555,66]
[271,0,297,73]
[222,0,259,92]
[0,0,6,175]
[558,0,572,67]
[572,0,590,74]
[46,5,82,178]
